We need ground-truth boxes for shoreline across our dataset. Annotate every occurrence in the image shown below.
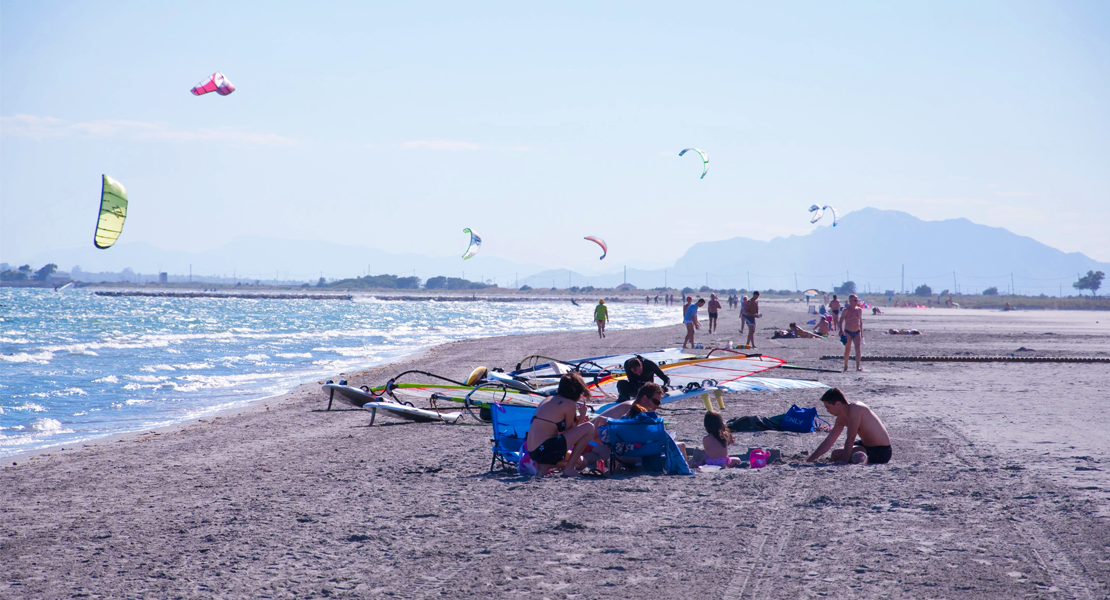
[3,303,1108,598]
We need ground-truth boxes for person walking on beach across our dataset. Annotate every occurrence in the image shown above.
[828,294,841,331]
[806,388,891,464]
[707,294,721,334]
[683,298,704,349]
[838,294,864,371]
[742,292,760,348]
[594,299,609,338]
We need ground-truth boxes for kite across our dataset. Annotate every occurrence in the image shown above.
[584,236,607,260]
[94,175,128,249]
[462,228,481,260]
[808,205,839,226]
[191,72,235,96]
[678,148,709,179]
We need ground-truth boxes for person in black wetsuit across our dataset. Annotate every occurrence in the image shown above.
[616,356,671,401]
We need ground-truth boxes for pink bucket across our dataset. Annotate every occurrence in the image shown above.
[749,448,769,469]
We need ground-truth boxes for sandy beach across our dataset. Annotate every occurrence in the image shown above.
[3,301,1109,599]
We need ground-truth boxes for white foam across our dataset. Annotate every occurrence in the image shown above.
[276,352,312,358]
[0,351,54,364]
[8,402,46,412]
[93,375,120,384]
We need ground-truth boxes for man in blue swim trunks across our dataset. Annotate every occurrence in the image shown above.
[838,293,864,372]
[683,298,704,349]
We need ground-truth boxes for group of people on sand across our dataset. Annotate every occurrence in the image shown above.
[524,368,892,477]
[681,292,761,349]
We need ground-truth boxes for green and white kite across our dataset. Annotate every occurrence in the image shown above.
[679,147,709,179]
[94,175,128,249]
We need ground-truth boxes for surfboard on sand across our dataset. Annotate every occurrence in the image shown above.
[322,383,462,424]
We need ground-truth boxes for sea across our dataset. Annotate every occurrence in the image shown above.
[0,288,678,458]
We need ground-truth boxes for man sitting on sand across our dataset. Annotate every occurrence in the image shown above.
[805,388,891,465]
[616,356,671,400]
[814,317,831,336]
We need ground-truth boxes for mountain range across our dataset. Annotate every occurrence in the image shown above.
[9,209,1108,296]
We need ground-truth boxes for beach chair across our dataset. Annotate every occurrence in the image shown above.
[605,414,691,475]
[489,403,536,472]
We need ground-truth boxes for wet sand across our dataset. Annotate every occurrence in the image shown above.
[2,302,1109,599]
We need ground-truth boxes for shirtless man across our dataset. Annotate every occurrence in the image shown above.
[838,293,864,371]
[742,291,761,348]
[813,317,831,336]
[707,294,722,333]
[828,294,841,331]
[788,322,822,339]
[806,388,891,464]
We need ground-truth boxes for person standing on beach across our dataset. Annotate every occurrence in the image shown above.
[806,388,891,464]
[739,295,748,334]
[707,294,721,333]
[838,294,864,371]
[742,292,760,348]
[683,298,704,349]
[594,299,609,338]
[828,294,841,331]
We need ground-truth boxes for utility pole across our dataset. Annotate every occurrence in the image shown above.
[189,264,192,284]
[747,272,750,291]
[901,265,905,294]
[705,272,708,288]
[624,266,627,285]
[953,271,956,295]
[1011,273,1015,296]
[665,270,667,288]
[794,273,798,292]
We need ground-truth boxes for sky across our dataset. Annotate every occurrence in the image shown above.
[2,0,1108,277]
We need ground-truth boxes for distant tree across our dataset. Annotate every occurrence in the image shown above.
[317,277,327,287]
[1073,270,1105,297]
[681,286,694,295]
[570,286,580,293]
[33,263,58,280]
[699,285,711,293]
[982,287,999,296]
[425,276,447,289]
[834,280,856,295]
[914,284,932,297]
[395,276,421,289]
[519,284,532,291]
[939,289,949,297]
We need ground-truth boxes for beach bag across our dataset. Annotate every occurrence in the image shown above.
[781,405,819,433]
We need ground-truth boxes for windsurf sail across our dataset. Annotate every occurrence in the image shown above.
[94,175,128,249]
[678,148,709,179]
[590,351,786,399]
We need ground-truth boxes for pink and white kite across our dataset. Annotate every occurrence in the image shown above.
[191,72,235,96]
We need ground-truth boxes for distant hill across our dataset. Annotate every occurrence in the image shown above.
[664,208,1110,295]
[11,209,1106,296]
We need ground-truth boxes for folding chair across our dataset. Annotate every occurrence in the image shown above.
[489,403,536,472]
[604,415,671,473]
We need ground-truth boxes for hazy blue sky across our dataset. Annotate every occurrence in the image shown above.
[2,0,1108,274]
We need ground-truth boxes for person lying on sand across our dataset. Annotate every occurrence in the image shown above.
[887,328,921,335]
[806,388,891,465]
[525,372,596,476]
[789,323,823,339]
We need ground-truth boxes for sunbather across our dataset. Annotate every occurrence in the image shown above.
[814,317,831,336]
[789,323,822,339]
[887,328,921,335]
[525,372,596,476]
[805,388,891,465]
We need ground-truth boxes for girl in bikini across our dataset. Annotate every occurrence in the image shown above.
[700,410,742,468]
[525,372,596,476]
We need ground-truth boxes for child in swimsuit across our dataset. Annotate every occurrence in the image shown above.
[700,410,742,468]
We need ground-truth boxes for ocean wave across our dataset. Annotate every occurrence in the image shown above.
[124,375,167,383]
[6,402,46,412]
[276,352,312,358]
[93,375,120,383]
[0,351,54,364]
[139,364,177,372]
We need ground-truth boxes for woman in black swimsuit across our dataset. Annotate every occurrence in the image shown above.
[525,372,596,476]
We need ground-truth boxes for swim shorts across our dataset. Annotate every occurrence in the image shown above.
[744,315,756,326]
[529,435,567,465]
[708,312,718,318]
[856,440,892,464]
[703,456,730,467]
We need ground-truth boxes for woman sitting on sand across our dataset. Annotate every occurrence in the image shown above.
[525,372,596,476]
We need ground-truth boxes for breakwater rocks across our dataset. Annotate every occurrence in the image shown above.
[93,291,353,300]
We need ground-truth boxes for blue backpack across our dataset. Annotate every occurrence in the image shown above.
[781,404,825,433]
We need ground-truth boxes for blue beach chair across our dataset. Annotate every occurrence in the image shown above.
[489,403,536,472]
[605,413,692,475]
